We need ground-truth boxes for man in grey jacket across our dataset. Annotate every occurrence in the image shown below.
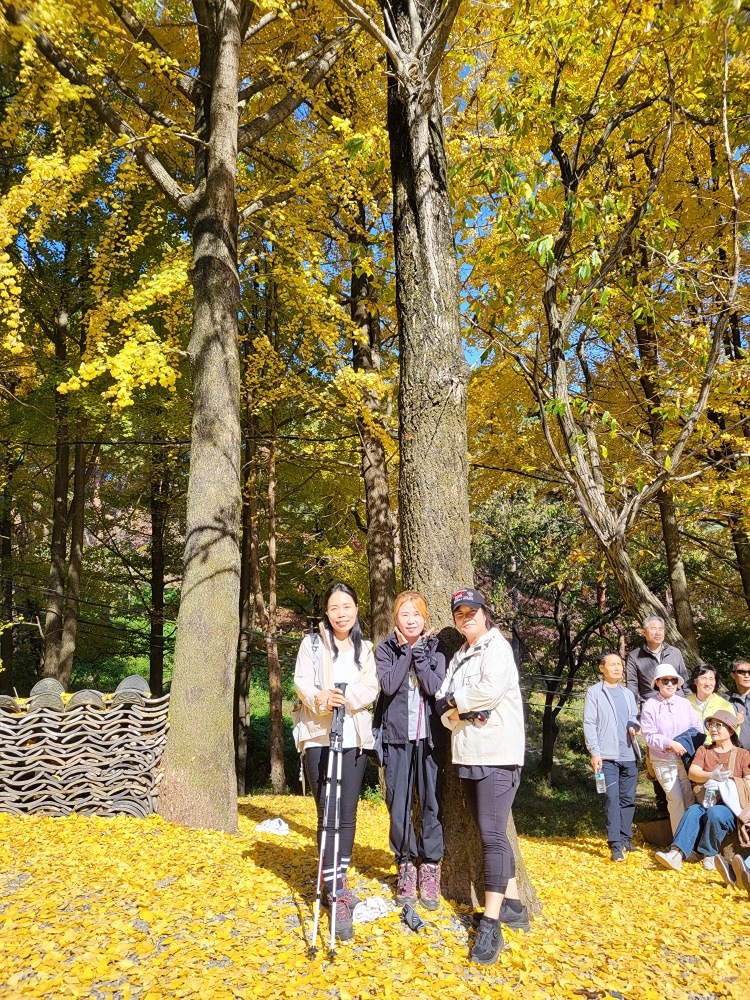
[625,615,688,708]
[728,658,750,751]
[584,652,641,862]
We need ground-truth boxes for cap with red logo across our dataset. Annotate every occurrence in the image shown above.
[450,588,486,613]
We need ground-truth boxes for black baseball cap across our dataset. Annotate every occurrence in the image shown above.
[451,588,486,613]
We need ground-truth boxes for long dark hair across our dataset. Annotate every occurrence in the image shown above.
[322,582,364,668]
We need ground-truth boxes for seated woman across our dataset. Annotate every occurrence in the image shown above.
[655,710,750,872]
[687,663,734,738]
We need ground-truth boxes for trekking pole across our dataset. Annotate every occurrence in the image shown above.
[309,682,347,959]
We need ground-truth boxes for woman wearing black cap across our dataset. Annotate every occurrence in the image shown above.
[436,588,526,965]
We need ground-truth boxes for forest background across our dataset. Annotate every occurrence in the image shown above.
[0,0,749,814]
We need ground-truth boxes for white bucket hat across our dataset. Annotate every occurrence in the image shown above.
[652,664,683,689]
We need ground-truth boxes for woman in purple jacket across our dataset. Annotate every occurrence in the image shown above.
[374,591,446,910]
[641,663,702,833]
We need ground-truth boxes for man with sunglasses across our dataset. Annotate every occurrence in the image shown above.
[728,659,750,751]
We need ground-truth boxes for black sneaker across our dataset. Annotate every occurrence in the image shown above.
[471,916,504,965]
[610,845,626,862]
[623,839,641,853]
[471,901,530,932]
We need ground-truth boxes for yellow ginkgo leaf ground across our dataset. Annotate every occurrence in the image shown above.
[0,795,746,1000]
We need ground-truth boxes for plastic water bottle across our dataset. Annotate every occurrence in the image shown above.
[702,781,717,809]
[595,771,606,794]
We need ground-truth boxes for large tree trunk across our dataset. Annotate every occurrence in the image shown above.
[350,204,396,642]
[386,18,473,621]
[382,0,535,911]
[158,3,242,833]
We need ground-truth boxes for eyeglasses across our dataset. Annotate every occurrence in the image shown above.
[706,721,728,731]
[658,678,679,686]
[734,669,750,677]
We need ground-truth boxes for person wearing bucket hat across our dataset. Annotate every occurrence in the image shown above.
[655,709,750,872]
[641,665,702,833]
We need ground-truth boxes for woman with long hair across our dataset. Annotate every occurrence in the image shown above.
[436,588,526,966]
[374,590,446,909]
[293,582,377,941]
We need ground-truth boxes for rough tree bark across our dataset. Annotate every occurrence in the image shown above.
[330,0,539,912]
[350,202,397,642]
[158,4,243,831]
[14,0,351,831]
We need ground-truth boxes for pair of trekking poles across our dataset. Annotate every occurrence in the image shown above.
[310,682,347,960]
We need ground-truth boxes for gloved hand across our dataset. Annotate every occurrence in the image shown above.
[709,767,732,782]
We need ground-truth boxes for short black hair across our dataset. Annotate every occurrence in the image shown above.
[598,650,623,666]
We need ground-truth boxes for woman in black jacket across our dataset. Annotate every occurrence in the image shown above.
[374,591,446,909]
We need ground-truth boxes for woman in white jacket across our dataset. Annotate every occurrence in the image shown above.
[437,587,525,966]
[293,582,377,941]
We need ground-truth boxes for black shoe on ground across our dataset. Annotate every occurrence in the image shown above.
[471,915,504,965]
[471,900,530,932]
[623,839,641,853]
[610,845,626,862]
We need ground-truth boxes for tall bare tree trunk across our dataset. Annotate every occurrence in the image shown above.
[150,438,169,697]
[378,0,538,912]
[0,455,13,695]
[350,203,397,641]
[265,407,286,794]
[730,518,750,616]
[57,437,87,688]
[235,415,255,794]
[159,3,242,832]
[43,316,70,678]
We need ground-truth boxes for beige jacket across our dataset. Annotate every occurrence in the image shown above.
[293,624,377,751]
[437,627,525,767]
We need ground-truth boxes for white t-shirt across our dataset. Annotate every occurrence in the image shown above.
[307,646,361,749]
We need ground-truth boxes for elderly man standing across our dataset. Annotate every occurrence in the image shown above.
[727,658,750,752]
[626,615,689,709]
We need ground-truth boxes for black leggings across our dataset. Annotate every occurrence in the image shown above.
[304,746,368,891]
[461,766,520,894]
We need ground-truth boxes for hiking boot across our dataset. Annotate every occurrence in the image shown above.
[418,862,441,910]
[610,845,626,862]
[396,861,417,905]
[473,900,530,932]
[471,915,504,965]
[329,895,353,941]
[714,854,736,888]
[655,848,683,871]
[339,875,360,909]
[499,899,530,931]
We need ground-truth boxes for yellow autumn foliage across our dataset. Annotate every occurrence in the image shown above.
[0,796,746,1000]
